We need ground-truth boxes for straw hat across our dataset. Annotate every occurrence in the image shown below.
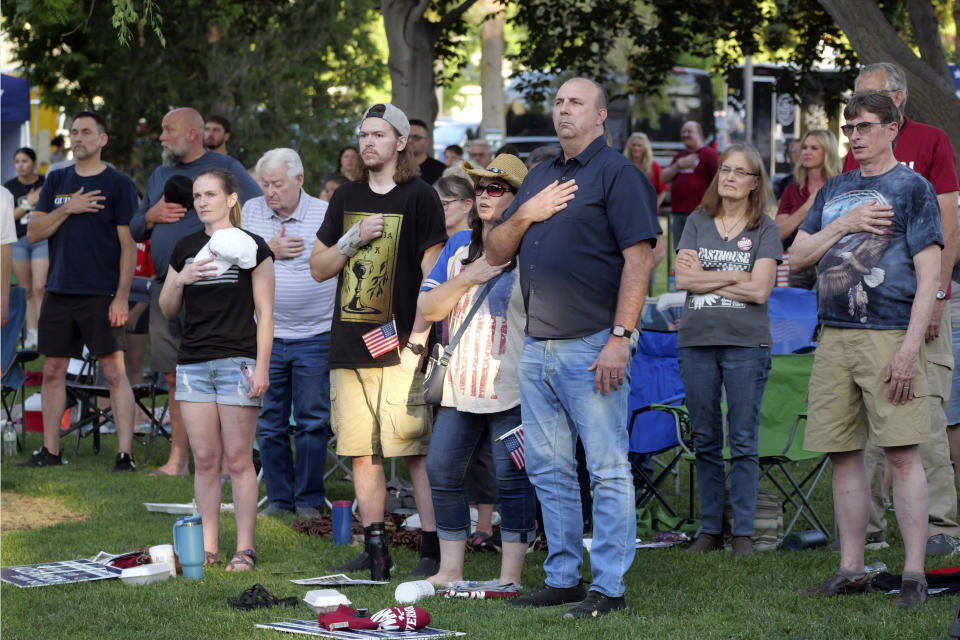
[463,154,528,191]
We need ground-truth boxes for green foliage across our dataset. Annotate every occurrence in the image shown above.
[111,0,165,47]
[501,0,859,112]
[1,0,387,188]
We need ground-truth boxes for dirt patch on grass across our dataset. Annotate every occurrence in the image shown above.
[1,493,87,532]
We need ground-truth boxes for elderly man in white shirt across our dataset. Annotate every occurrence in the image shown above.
[242,148,337,518]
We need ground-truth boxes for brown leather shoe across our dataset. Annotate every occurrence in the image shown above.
[895,579,927,609]
[800,571,871,597]
[687,533,724,553]
[731,536,754,557]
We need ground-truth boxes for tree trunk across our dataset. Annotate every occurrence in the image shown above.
[381,0,440,123]
[818,0,960,183]
[479,0,505,143]
[906,0,951,81]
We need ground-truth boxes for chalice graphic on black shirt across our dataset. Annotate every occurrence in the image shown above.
[343,258,379,314]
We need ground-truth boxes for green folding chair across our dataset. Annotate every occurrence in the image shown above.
[752,353,829,539]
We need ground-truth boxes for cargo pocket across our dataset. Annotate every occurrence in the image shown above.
[386,368,430,440]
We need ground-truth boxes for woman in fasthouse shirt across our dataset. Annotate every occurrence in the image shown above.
[159,168,275,573]
[675,144,782,558]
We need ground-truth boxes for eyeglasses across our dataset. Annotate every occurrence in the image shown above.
[840,122,888,137]
[475,182,515,197]
[408,134,426,141]
[718,165,758,178]
[440,198,464,209]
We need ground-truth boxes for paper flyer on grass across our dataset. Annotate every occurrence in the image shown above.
[291,573,389,586]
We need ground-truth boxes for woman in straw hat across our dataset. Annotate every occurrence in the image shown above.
[417,154,538,593]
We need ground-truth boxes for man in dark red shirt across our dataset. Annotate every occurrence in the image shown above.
[843,62,960,557]
[662,121,719,250]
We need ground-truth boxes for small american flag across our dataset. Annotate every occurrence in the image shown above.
[497,425,525,470]
[362,320,400,358]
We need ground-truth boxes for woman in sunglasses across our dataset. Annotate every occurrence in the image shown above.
[674,143,782,557]
[417,154,538,593]
[775,130,841,288]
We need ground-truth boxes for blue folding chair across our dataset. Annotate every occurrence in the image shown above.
[2,287,38,450]
[627,331,694,520]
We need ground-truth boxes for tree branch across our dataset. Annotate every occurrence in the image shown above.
[439,0,478,32]
[63,0,97,37]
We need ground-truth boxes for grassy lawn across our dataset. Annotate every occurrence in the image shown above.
[3,246,957,638]
[2,429,959,640]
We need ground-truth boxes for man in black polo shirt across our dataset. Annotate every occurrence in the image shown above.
[486,77,658,619]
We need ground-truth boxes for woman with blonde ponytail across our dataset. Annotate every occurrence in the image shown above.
[158,167,275,573]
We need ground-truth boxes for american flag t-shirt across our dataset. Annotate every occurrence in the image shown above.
[362,320,399,358]
[498,426,525,470]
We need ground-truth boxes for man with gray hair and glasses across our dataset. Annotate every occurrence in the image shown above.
[794,92,942,609]
[242,148,336,518]
[843,61,960,558]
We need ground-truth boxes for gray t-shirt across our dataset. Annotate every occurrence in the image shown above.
[677,209,783,348]
[799,163,942,330]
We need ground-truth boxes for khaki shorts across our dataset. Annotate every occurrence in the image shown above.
[330,366,432,457]
[805,327,930,452]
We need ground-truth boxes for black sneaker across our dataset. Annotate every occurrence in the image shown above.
[508,580,586,608]
[409,556,440,578]
[328,550,394,576]
[18,446,62,467]
[563,590,627,619]
[328,550,372,573]
[112,452,136,472]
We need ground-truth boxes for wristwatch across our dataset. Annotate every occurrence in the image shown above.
[936,290,948,301]
[610,325,633,338]
[405,341,426,356]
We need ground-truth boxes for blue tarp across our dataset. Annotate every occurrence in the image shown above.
[1,74,31,123]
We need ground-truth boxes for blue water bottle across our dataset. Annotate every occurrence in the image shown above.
[332,501,353,545]
[173,514,205,579]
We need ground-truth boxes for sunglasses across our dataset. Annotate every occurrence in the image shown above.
[839,121,890,137]
[475,182,515,197]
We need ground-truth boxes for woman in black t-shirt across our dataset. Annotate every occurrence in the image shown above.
[159,168,275,573]
[3,147,46,347]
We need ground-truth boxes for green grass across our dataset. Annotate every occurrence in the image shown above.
[2,430,959,640]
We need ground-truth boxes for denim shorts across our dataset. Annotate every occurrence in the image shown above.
[175,357,262,407]
[11,235,48,262]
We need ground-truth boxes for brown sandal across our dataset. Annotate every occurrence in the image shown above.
[204,551,220,567]
[225,548,256,572]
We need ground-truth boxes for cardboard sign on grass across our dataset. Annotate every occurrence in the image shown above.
[1,559,121,588]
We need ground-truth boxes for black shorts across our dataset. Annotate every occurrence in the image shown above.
[127,301,150,335]
[38,292,127,358]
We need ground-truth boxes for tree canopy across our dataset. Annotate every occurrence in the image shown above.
[1,0,387,186]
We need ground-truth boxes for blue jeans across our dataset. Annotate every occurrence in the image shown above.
[426,405,536,543]
[256,334,331,510]
[678,346,771,537]
[517,329,637,598]
[945,326,960,425]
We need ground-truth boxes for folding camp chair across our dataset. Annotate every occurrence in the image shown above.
[751,353,829,539]
[2,287,39,450]
[62,352,170,461]
[627,331,695,521]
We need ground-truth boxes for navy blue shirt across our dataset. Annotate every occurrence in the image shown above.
[500,135,659,339]
[35,165,138,296]
[129,151,262,278]
[799,163,943,330]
